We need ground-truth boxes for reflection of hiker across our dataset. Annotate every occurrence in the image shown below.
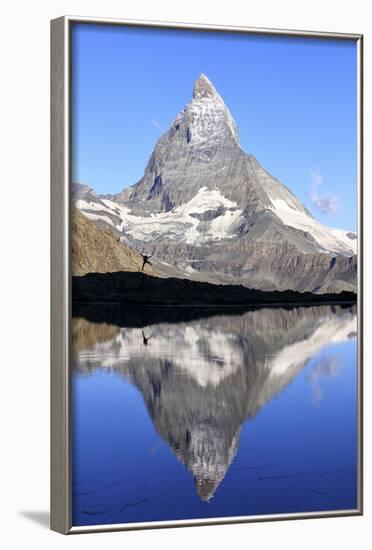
[141,253,153,271]
[142,330,152,346]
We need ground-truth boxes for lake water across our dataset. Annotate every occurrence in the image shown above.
[71,304,358,527]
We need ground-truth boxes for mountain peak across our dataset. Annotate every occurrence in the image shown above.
[185,74,239,146]
[193,73,218,99]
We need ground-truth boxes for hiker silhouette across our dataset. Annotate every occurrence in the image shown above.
[142,330,152,346]
[141,253,153,271]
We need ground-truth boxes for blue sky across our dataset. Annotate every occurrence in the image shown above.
[72,24,357,231]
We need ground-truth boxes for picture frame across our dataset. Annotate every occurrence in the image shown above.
[51,15,363,534]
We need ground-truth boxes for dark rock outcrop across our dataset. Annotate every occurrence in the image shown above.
[72,271,356,306]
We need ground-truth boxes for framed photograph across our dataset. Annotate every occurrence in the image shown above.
[51,16,363,534]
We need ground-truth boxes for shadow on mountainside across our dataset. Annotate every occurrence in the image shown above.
[72,271,356,312]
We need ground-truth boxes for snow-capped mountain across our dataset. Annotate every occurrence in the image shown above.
[74,74,357,293]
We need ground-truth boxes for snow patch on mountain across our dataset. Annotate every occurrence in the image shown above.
[266,312,356,378]
[77,189,356,256]
[77,187,243,245]
[75,199,119,228]
[269,197,357,255]
[77,325,243,387]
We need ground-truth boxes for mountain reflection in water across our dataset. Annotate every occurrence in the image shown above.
[72,305,357,524]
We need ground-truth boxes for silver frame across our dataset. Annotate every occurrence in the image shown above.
[51,15,363,534]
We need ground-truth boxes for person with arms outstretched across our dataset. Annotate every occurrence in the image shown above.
[142,330,152,346]
[141,253,153,271]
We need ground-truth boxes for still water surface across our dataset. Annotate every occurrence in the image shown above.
[72,305,357,526]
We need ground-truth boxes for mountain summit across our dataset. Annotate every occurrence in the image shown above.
[185,73,240,146]
[193,73,217,98]
[74,74,357,293]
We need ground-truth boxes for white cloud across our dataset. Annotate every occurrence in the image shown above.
[308,166,341,215]
[150,119,164,132]
[308,355,343,404]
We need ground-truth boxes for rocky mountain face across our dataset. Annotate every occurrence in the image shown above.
[74,74,357,293]
[72,305,356,501]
